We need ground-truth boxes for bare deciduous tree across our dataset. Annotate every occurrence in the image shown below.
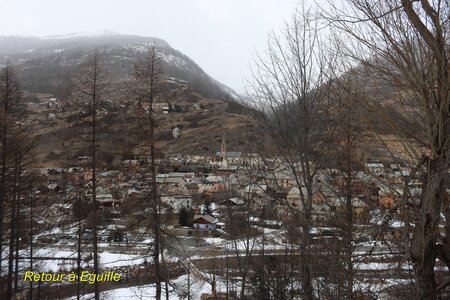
[325,75,368,298]
[248,6,337,299]
[131,45,164,300]
[327,0,449,298]
[0,64,22,282]
[0,63,37,299]
[72,50,109,300]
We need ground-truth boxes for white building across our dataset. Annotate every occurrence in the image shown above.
[161,195,192,213]
[172,126,181,138]
[48,97,57,108]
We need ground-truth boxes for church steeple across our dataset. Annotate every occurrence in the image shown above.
[221,132,227,159]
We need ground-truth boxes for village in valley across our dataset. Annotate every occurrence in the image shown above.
[27,117,437,299]
[1,1,449,299]
[0,71,447,299]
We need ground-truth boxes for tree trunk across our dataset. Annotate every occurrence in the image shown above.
[77,201,82,300]
[410,157,448,299]
[14,155,21,293]
[6,155,18,299]
[131,46,163,300]
[0,121,6,277]
[345,181,353,300]
[0,66,12,277]
[91,67,100,300]
[300,224,313,300]
[149,77,162,300]
[29,189,34,300]
[344,129,354,300]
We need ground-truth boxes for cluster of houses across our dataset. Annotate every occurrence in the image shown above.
[34,149,437,241]
[33,130,447,241]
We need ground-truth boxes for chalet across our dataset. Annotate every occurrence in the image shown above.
[192,215,217,237]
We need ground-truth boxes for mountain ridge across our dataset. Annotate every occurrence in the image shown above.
[0,33,244,102]
[0,33,260,165]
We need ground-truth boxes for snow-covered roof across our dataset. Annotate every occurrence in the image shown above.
[193,214,216,224]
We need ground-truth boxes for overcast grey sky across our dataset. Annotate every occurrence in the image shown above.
[0,0,303,93]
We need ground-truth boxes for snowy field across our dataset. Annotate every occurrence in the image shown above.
[66,273,240,300]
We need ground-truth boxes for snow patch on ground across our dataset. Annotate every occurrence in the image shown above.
[101,252,152,268]
[65,273,239,300]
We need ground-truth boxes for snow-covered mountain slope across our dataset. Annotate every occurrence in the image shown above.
[0,33,238,101]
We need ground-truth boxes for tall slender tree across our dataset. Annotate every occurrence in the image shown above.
[248,6,336,298]
[0,64,29,299]
[73,50,109,300]
[325,75,367,298]
[0,63,36,299]
[131,45,163,299]
[0,64,22,282]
